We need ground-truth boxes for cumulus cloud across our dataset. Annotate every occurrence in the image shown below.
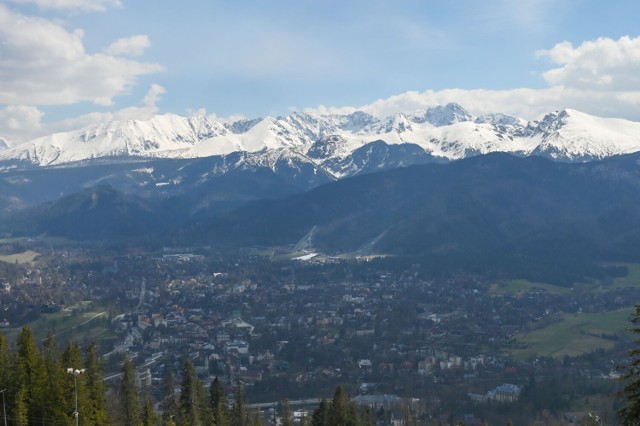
[9,0,121,12]
[0,4,164,106]
[104,35,151,57]
[0,85,166,143]
[306,36,640,122]
[185,107,247,123]
[52,84,167,131]
[0,105,44,143]
[537,36,640,91]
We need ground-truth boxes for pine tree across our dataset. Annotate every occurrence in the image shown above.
[178,360,200,426]
[328,386,349,426]
[230,381,248,426]
[162,370,178,426]
[311,399,329,426]
[41,332,69,425]
[0,332,9,392]
[196,377,214,426]
[119,354,141,426]
[13,387,29,426]
[85,342,111,425]
[209,376,229,426]
[14,326,46,425]
[618,303,640,424]
[0,333,12,424]
[141,393,159,426]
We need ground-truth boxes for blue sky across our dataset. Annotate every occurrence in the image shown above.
[2,0,640,142]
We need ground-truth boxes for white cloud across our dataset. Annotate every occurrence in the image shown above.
[142,84,165,108]
[537,36,640,91]
[307,86,640,122]
[0,105,44,144]
[52,84,166,131]
[185,107,246,123]
[104,35,151,57]
[306,36,640,122]
[0,85,166,143]
[0,4,164,106]
[9,0,121,12]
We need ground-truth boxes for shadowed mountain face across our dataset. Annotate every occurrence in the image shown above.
[4,153,640,283]
[4,185,165,240]
[178,153,640,262]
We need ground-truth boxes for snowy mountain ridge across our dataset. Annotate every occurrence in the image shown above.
[2,104,640,174]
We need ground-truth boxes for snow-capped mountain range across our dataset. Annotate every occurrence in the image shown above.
[2,103,640,179]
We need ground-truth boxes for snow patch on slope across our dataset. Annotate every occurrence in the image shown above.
[2,104,640,168]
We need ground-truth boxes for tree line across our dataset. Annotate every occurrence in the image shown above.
[0,327,373,425]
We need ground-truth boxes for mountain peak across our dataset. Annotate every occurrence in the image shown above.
[2,105,640,167]
[410,102,474,126]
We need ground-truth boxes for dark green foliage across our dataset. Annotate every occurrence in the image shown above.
[177,360,199,426]
[41,333,69,425]
[311,399,329,426]
[209,376,229,426]
[85,342,110,425]
[175,359,213,426]
[119,354,141,426]
[328,386,350,426]
[230,382,249,426]
[195,378,214,426]
[310,385,368,426]
[618,304,640,425]
[162,370,178,425]
[0,328,114,425]
[142,394,159,426]
[15,326,47,425]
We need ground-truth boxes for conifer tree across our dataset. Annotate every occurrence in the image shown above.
[119,354,141,426]
[162,370,178,426]
[0,333,11,423]
[13,387,29,426]
[178,360,200,426]
[196,377,214,426]
[311,399,329,426]
[15,326,46,424]
[41,332,69,425]
[209,376,229,426]
[230,381,248,426]
[85,342,111,425]
[0,332,9,392]
[328,385,349,426]
[618,303,640,424]
[141,393,159,426]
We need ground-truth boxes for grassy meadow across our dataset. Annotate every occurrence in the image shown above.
[511,308,634,360]
[1,302,114,348]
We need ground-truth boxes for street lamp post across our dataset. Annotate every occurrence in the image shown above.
[67,368,85,426]
[0,388,7,426]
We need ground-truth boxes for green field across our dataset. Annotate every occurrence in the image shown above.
[511,308,634,360]
[490,279,572,296]
[608,263,640,289]
[0,250,39,265]
[1,302,115,347]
